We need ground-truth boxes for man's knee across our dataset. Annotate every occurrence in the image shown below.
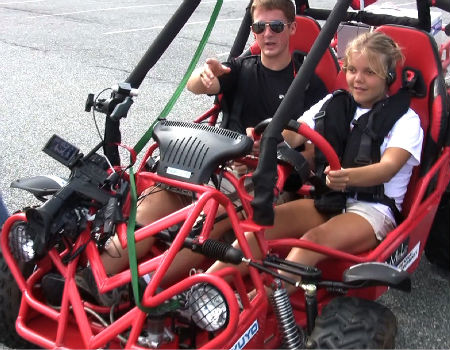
[136,188,186,224]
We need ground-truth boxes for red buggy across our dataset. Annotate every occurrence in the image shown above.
[1,0,450,348]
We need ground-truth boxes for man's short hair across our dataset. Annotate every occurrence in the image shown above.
[250,0,296,23]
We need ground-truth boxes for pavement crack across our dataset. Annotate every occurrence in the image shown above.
[0,38,48,53]
[178,34,232,49]
[93,65,132,75]
[0,6,48,16]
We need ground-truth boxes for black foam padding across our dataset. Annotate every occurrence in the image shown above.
[153,120,253,184]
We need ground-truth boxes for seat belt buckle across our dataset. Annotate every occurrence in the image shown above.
[313,110,326,120]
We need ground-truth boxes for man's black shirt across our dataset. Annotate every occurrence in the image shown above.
[218,54,328,134]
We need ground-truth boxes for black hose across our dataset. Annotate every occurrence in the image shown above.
[445,22,450,35]
[304,8,421,28]
[200,239,244,264]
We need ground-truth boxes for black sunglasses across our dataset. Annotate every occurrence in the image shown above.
[251,20,290,34]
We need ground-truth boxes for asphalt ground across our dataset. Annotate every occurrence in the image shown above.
[0,0,449,348]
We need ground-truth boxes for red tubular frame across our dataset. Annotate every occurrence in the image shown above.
[1,150,450,349]
[0,158,279,348]
[1,130,450,349]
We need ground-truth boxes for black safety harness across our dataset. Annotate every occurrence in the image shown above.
[220,51,308,130]
[313,67,425,224]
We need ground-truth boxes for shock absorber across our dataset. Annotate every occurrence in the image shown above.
[270,279,305,349]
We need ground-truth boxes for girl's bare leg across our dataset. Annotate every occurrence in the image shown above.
[207,199,328,274]
[281,212,378,294]
[207,199,379,297]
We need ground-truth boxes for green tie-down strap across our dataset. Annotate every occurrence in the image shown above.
[127,0,223,312]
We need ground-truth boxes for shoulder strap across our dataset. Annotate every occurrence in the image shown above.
[345,89,411,167]
[292,50,306,74]
[314,90,355,177]
[219,56,259,130]
[373,89,411,138]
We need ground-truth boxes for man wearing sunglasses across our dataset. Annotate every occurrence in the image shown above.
[187,0,327,134]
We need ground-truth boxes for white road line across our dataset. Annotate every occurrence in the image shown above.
[103,18,242,35]
[26,0,243,19]
[28,3,176,18]
[0,0,43,4]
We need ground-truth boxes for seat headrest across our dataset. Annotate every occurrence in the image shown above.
[375,25,447,150]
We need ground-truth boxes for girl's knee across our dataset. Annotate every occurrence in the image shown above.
[302,226,327,245]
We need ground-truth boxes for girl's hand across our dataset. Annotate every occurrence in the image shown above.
[324,166,350,191]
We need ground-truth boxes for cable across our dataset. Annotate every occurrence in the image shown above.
[103,237,123,259]
[49,304,128,345]
[92,87,112,142]
[136,183,164,205]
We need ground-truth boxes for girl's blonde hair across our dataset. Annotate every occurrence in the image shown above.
[251,0,296,23]
[343,31,404,81]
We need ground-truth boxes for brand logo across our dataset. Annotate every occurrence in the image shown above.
[230,320,259,350]
[386,238,409,267]
[397,242,420,271]
[166,167,191,179]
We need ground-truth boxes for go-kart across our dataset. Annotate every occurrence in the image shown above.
[1,0,450,348]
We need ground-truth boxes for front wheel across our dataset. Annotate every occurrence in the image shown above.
[0,249,35,348]
[307,296,397,349]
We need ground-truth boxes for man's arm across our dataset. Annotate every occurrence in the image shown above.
[187,58,231,95]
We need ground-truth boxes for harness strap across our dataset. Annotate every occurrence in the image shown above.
[352,106,379,165]
[221,51,307,130]
[220,56,255,129]
[313,89,352,177]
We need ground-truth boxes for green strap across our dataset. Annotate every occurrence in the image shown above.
[127,0,223,312]
[134,0,223,154]
[127,167,153,312]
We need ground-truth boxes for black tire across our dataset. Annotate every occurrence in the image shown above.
[425,191,450,271]
[0,250,36,348]
[307,296,397,349]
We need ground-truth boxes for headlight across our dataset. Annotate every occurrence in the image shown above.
[9,221,36,262]
[189,283,229,332]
